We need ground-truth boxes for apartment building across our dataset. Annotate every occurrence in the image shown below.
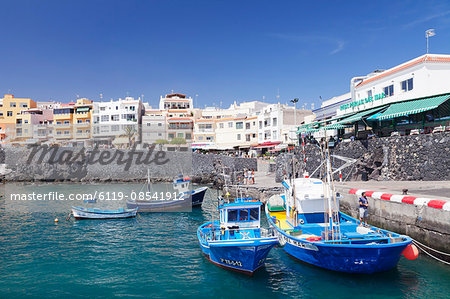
[0,94,37,142]
[92,97,144,146]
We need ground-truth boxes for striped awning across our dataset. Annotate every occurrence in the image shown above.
[373,94,450,120]
[338,107,385,124]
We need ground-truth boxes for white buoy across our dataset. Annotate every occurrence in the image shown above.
[54,218,59,223]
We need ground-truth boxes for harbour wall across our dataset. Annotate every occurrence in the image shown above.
[276,132,450,182]
[1,146,257,183]
[336,185,450,261]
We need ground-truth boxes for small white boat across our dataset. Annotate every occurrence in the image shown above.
[71,206,138,219]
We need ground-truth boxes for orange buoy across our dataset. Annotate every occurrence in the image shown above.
[402,244,419,260]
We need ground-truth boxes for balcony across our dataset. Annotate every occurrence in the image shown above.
[54,123,72,128]
[75,122,91,128]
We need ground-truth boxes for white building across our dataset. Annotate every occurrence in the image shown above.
[92,97,144,145]
[257,103,313,145]
[340,54,450,117]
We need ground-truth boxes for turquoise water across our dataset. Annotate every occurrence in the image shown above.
[0,183,449,298]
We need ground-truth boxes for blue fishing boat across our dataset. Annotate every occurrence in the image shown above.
[71,206,138,219]
[266,153,417,274]
[197,197,278,275]
[127,172,208,212]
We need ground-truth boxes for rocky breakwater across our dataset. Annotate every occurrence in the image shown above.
[2,145,257,183]
[276,132,450,182]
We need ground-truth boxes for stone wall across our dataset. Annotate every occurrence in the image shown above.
[1,146,257,183]
[276,132,450,182]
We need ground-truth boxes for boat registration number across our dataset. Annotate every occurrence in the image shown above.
[220,258,242,267]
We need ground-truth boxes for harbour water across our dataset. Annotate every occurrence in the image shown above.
[0,183,449,298]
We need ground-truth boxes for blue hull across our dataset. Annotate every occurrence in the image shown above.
[267,209,411,274]
[280,231,408,273]
[197,222,277,275]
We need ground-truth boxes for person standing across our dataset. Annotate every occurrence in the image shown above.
[251,169,255,184]
[359,192,369,226]
[243,168,248,185]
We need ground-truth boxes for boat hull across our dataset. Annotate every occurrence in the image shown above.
[266,207,411,274]
[126,186,208,212]
[279,230,409,273]
[71,207,137,219]
[197,223,277,275]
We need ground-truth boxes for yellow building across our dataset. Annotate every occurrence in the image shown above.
[53,98,93,145]
[73,98,93,144]
[53,103,75,142]
[0,94,37,142]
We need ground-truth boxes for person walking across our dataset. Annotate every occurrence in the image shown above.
[359,192,369,226]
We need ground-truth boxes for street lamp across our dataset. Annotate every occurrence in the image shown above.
[290,98,299,142]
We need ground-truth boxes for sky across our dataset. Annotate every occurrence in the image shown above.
[1,0,450,109]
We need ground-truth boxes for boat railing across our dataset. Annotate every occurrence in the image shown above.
[201,226,276,241]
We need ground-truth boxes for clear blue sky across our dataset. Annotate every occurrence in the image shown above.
[1,0,450,109]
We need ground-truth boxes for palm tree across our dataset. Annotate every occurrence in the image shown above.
[123,125,136,148]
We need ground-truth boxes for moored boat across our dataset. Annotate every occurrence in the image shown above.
[71,206,138,219]
[197,197,278,275]
[126,172,208,212]
[266,154,417,273]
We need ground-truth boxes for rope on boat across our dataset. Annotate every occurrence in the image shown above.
[411,239,450,256]
[411,239,450,266]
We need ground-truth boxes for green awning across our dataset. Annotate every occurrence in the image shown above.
[374,94,450,120]
[325,123,352,130]
[76,107,90,112]
[337,107,385,124]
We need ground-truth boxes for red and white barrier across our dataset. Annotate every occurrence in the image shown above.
[349,189,450,211]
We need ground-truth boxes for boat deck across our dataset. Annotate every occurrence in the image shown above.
[267,211,294,230]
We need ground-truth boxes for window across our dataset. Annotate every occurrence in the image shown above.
[401,78,413,92]
[158,133,162,136]
[111,125,120,131]
[250,208,259,220]
[146,123,151,126]
[185,133,192,140]
[7,111,13,116]
[56,131,62,135]
[64,130,70,135]
[206,136,213,141]
[259,121,262,129]
[86,119,90,123]
[219,123,224,129]
[177,133,184,138]
[77,129,83,134]
[273,130,277,139]
[10,102,16,107]
[100,107,106,111]
[101,115,109,122]
[64,120,70,124]
[198,136,203,140]
[19,103,28,108]
[246,123,250,129]
[116,106,119,110]
[367,90,372,98]
[228,122,233,128]
[0,112,3,116]
[383,84,394,97]
[228,210,238,222]
[158,123,162,127]
[239,209,249,221]
[111,115,119,121]
[168,133,175,139]
[237,134,241,140]
[129,106,136,111]
[77,120,83,123]
[56,121,62,125]
[272,118,277,126]
[236,122,243,129]
[246,134,251,142]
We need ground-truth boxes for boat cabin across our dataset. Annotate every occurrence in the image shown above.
[219,198,261,229]
[173,175,190,194]
[282,177,339,226]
